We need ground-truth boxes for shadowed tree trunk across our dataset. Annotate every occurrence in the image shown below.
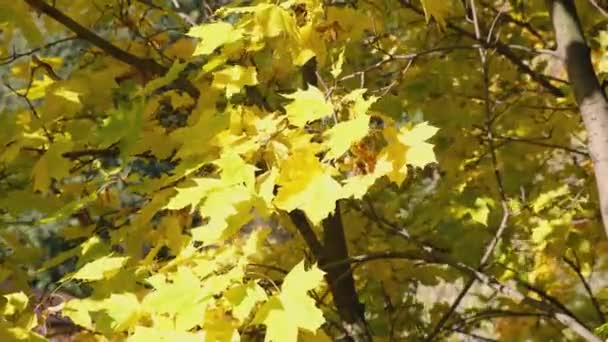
[546,0,608,238]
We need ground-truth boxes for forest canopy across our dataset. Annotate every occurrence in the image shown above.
[2,0,608,341]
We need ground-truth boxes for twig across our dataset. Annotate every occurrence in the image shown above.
[588,0,608,17]
[492,134,589,156]
[24,0,164,75]
[2,81,53,142]
[398,0,565,97]
[0,36,77,65]
[426,3,511,339]
[563,256,605,324]
[23,0,199,98]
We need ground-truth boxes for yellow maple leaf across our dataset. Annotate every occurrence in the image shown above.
[142,267,205,317]
[16,74,54,100]
[93,293,141,333]
[398,121,439,145]
[330,48,346,78]
[53,87,80,103]
[165,178,223,210]
[215,151,257,191]
[254,4,298,38]
[254,261,325,342]
[323,114,370,160]
[397,121,439,168]
[342,88,378,117]
[212,65,258,97]
[129,327,203,342]
[67,256,129,281]
[326,6,375,41]
[171,109,230,159]
[341,157,392,199]
[378,122,438,185]
[421,0,450,30]
[258,167,279,207]
[378,126,409,186]
[31,137,74,194]
[225,281,268,322]
[187,22,243,56]
[223,4,298,39]
[192,184,255,242]
[296,23,326,65]
[283,86,334,127]
[274,147,342,224]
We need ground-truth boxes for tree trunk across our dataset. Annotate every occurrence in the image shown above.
[289,205,371,341]
[321,203,371,341]
[546,0,608,238]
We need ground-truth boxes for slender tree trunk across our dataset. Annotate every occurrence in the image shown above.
[289,206,371,341]
[546,0,608,238]
[321,203,371,341]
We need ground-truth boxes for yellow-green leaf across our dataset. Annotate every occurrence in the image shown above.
[323,114,370,160]
[283,86,333,127]
[274,147,342,224]
[212,66,258,97]
[68,256,129,281]
[187,22,243,56]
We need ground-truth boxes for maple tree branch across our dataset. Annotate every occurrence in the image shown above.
[588,0,608,17]
[398,0,565,97]
[479,0,547,43]
[0,35,78,66]
[23,0,199,98]
[356,201,601,341]
[446,309,551,335]
[2,81,53,143]
[24,0,165,75]
[288,210,324,257]
[321,203,372,341]
[562,256,605,324]
[288,206,372,342]
[365,247,602,341]
[427,8,513,338]
[492,133,589,156]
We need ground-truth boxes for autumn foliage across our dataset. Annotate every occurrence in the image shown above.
[2,0,608,341]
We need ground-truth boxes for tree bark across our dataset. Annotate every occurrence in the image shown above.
[546,0,608,238]
[289,205,372,342]
[321,203,371,341]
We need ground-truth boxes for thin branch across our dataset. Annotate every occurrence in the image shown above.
[398,0,565,97]
[588,0,608,17]
[0,36,78,65]
[450,309,550,329]
[449,328,497,342]
[2,81,53,142]
[426,3,511,339]
[563,256,605,324]
[480,0,547,43]
[492,134,589,156]
[24,0,164,75]
[23,0,199,98]
[318,233,601,342]
[338,45,478,83]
